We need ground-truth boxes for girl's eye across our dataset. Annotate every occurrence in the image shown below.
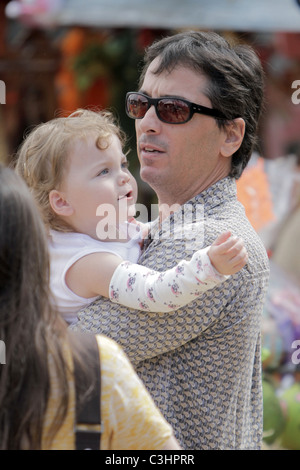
[121,161,129,170]
[98,168,109,176]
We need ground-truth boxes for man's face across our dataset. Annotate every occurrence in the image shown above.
[135,58,230,205]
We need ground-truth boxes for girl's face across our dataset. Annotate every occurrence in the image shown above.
[54,134,137,240]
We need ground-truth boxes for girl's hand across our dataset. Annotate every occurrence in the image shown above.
[208,231,248,275]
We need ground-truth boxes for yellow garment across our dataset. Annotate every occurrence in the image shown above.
[42,335,173,450]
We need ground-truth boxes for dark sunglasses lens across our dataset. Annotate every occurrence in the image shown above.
[158,99,190,123]
[127,94,149,118]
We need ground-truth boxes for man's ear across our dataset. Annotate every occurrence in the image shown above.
[49,189,74,217]
[220,118,245,158]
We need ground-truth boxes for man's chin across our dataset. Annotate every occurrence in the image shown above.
[140,167,168,190]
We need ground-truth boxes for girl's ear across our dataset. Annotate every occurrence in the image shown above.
[220,118,245,158]
[49,190,74,217]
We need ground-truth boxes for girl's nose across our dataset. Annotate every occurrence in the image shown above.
[118,170,130,185]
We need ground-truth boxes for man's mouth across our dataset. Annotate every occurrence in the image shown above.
[140,143,164,154]
[144,148,162,153]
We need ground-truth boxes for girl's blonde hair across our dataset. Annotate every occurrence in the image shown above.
[15,108,125,232]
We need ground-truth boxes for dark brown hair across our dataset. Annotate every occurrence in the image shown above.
[0,165,70,449]
[139,31,265,179]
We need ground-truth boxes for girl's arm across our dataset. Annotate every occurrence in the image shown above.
[66,231,247,313]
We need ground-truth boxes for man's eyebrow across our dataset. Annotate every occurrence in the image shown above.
[138,90,187,100]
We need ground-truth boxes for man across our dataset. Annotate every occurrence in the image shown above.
[73,31,269,449]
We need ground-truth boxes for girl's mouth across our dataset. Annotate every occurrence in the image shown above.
[118,190,133,201]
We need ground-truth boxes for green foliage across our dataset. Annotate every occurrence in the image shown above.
[279,382,300,450]
[262,379,286,445]
[73,30,142,162]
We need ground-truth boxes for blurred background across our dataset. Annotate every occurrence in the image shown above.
[1,0,300,450]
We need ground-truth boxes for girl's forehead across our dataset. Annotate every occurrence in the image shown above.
[66,132,123,167]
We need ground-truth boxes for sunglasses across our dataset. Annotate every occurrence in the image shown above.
[125,92,227,124]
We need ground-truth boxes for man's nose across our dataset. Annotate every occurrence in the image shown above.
[137,105,161,134]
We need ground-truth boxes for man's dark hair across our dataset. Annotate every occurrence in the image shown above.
[139,31,265,179]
